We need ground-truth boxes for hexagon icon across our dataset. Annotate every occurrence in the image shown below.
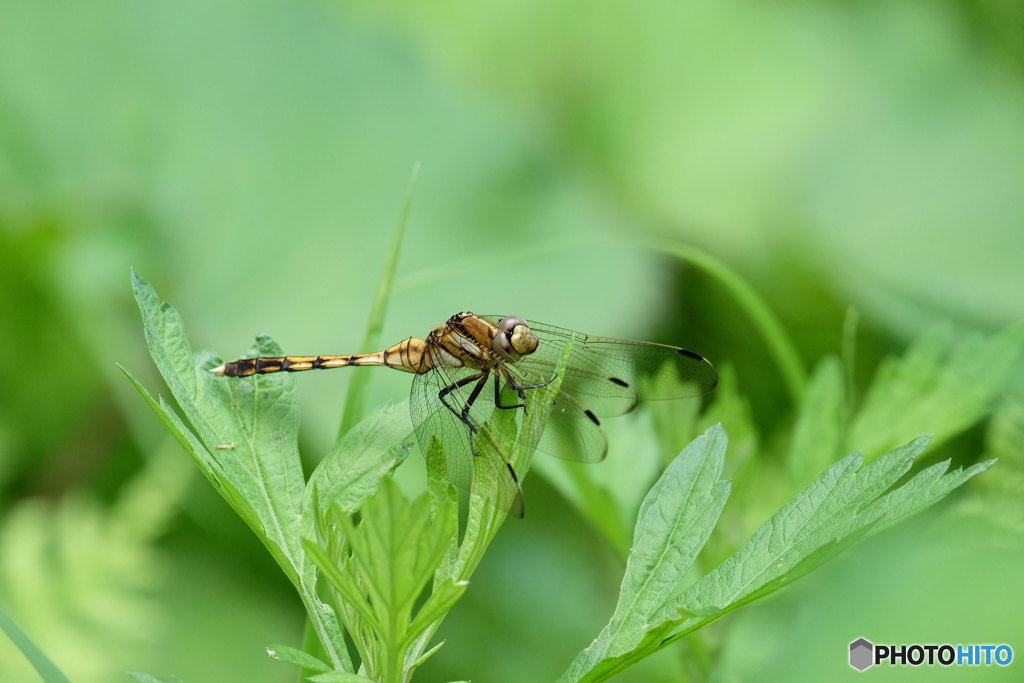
[849,637,874,671]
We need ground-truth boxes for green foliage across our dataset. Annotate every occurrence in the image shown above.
[127,673,188,683]
[307,478,462,682]
[849,323,1024,458]
[969,395,1024,536]
[560,431,992,682]
[125,271,1005,682]
[125,271,410,673]
[125,273,571,681]
[0,445,188,682]
[2,2,1021,679]
[305,335,573,682]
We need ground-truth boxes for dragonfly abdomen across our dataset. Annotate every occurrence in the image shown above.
[211,338,432,377]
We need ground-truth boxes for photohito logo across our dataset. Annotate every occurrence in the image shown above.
[849,637,1013,671]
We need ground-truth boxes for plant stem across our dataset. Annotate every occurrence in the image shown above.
[338,163,419,440]
[645,237,806,404]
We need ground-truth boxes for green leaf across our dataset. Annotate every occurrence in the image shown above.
[404,577,467,646]
[562,433,993,682]
[849,323,1024,458]
[669,437,991,632]
[126,673,188,683]
[0,605,71,683]
[308,673,377,683]
[310,477,459,682]
[305,400,414,524]
[121,367,242,520]
[559,425,730,682]
[972,397,1024,534]
[131,271,305,583]
[127,272,351,672]
[304,540,383,634]
[265,643,332,673]
[787,356,847,490]
[689,365,766,570]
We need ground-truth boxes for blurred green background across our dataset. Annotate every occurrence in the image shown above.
[1,0,1022,681]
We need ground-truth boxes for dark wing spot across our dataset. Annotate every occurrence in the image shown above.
[506,462,525,518]
[608,376,630,388]
[584,409,600,426]
[678,348,704,361]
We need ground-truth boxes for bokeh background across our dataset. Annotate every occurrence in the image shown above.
[1,0,1022,681]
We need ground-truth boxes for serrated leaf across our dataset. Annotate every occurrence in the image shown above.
[667,438,991,635]
[562,432,993,682]
[131,272,306,583]
[426,464,461,585]
[690,365,765,570]
[120,367,246,527]
[972,397,1024,534]
[127,273,350,671]
[311,476,459,681]
[787,356,846,490]
[669,438,930,622]
[560,425,730,682]
[850,323,1024,458]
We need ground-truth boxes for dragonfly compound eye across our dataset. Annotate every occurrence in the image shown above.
[494,316,537,360]
[509,323,538,357]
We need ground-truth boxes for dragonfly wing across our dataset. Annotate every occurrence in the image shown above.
[495,356,609,465]
[410,365,525,517]
[509,319,718,416]
[539,386,609,463]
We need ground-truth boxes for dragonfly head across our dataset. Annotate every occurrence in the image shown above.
[494,316,538,361]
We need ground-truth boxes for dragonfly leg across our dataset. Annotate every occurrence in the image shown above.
[506,370,554,393]
[438,371,486,422]
[493,372,527,412]
[437,371,490,456]
[500,368,556,415]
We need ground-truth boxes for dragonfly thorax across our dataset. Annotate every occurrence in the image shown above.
[494,315,539,361]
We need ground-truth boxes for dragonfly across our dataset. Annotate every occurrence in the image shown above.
[211,312,717,517]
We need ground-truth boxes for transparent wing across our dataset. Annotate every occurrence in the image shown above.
[536,384,609,463]
[410,364,526,517]
[483,316,718,418]
[497,362,609,465]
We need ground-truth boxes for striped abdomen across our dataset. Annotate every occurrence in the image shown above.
[210,337,431,377]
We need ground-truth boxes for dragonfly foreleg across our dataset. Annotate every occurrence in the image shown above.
[499,368,555,415]
[493,372,527,412]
